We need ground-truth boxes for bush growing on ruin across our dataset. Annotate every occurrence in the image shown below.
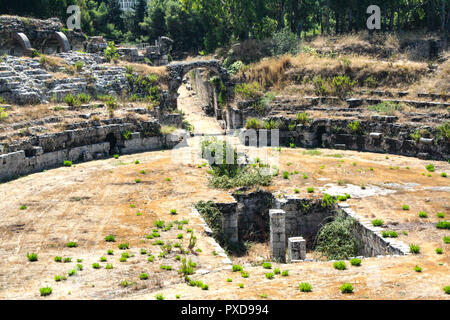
[235,82,263,100]
[315,213,358,260]
[104,42,119,62]
[296,112,310,125]
[63,160,72,167]
[245,118,263,130]
[368,101,403,115]
[105,235,116,242]
[347,120,361,135]
[444,237,450,244]
[0,107,8,122]
[66,242,77,248]
[435,122,450,143]
[330,76,357,98]
[444,286,450,294]
[262,262,272,269]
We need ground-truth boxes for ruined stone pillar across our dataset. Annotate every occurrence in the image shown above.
[270,209,286,263]
[288,237,306,262]
[222,209,238,244]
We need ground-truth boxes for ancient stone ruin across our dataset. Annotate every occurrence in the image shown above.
[0,15,84,56]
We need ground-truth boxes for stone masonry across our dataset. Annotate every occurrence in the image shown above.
[269,209,286,263]
[288,237,307,262]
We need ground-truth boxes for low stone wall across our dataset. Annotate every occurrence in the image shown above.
[338,203,410,256]
[238,118,449,161]
[0,123,185,182]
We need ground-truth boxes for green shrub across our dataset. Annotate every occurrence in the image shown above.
[402,205,410,211]
[299,282,312,292]
[274,268,280,275]
[68,269,77,276]
[316,213,358,260]
[63,257,72,263]
[63,160,73,167]
[40,287,52,296]
[436,248,443,254]
[235,82,262,99]
[105,235,116,242]
[92,263,101,269]
[444,286,450,294]
[350,258,361,266]
[444,236,450,244]
[283,171,290,179]
[281,270,289,276]
[410,244,420,254]
[100,256,107,262]
[333,261,347,270]
[118,243,129,250]
[331,76,357,98]
[139,273,149,280]
[27,252,38,262]
[245,117,263,129]
[262,262,272,269]
[347,120,361,134]
[340,283,354,294]
[106,263,113,269]
[66,242,77,248]
[296,112,310,124]
[170,209,177,215]
[226,278,232,282]
[54,256,62,262]
[104,41,119,62]
[425,164,435,172]
[418,211,428,218]
[307,187,314,193]
[371,219,384,227]
[441,172,447,177]
[265,272,274,280]
[77,264,83,270]
[436,221,450,229]
[414,265,422,272]
[271,27,299,56]
[232,264,243,272]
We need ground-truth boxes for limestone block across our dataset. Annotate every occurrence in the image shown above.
[288,237,306,262]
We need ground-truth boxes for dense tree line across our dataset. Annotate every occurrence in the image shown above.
[1,0,449,53]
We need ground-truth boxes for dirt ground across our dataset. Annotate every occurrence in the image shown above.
[0,86,448,300]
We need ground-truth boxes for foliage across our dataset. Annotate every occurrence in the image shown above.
[330,76,357,98]
[315,213,358,260]
[235,82,263,100]
[104,41,119,62]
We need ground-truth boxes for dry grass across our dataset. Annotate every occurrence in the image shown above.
[238,52,427,90]
[413,53,450,94]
